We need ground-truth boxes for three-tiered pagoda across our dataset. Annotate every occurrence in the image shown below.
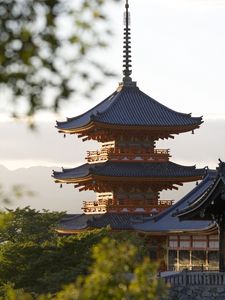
[53,1,205,224]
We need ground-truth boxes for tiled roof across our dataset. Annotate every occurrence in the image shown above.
[175,161,225,220]
[88,214,152,230]
[58,213,152,231]
[218,161,225,184]
[57,171,216,232]
[134,170,216,232]
[53,161,205,181]
[56,85,202,130]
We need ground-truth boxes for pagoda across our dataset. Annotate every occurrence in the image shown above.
[53,0,205,217]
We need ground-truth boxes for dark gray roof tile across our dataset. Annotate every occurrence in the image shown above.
[53,161,205,181]
[56,85,202,130]
[134,171,216,232]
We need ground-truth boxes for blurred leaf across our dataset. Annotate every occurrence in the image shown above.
[0,0,121,121]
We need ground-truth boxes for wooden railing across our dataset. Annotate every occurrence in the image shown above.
[86,148,170,163]
[158,200,174,206]
[82,200,173,214]
[82,197,174,214]
[82,200,109,214]
[164,271,225,286]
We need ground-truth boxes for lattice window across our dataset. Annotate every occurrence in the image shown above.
[209,241,219,249]
[192,241,207,249]
[180,241,191,249]
[192,235,206,240]
[169,241,178,249]
[180,235,191,240]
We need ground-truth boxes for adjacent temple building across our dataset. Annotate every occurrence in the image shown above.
[53,1,222,272]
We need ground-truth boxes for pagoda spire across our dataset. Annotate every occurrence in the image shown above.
[122,0,134,86]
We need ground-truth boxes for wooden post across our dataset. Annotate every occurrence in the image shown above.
[219,220,225,272]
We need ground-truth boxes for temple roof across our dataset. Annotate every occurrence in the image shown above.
[57,171,216,233]
[134,170,216,232]
[56,0,202,137]
[53,161,205,183]
[56,85,203,134]
[57,213,151,231]
[175,161,225,221]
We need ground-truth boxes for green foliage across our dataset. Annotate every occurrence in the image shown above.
[0,208,65,294]
[0,186,34,231]
[0,238,168,300]
[52,237,168,300]
[0,208,147,295]
[0,207,63,243]
[0,0,121,118]
[0,208,168,299]
[0,284,33,300]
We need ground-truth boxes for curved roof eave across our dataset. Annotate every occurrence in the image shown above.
[56,90,119,130]
[174,161,225,219]
[153,171,216,222]
[175,176,221,220]
[135,222,217,235]
[53,161,205,183]
[57,122,202,138]
[55,85,203,132]
[132,171,216,232]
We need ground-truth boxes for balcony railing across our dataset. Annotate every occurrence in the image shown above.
[86,148,170,163]
[158,200,174,206]
[164,271,225,287]
[82,200,108,214]
[82,198,173,214]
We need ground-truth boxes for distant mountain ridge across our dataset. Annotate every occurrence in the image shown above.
[0,165,94,213]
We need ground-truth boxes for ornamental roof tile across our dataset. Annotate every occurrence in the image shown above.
[56,85,202,131]
[53,161,205,181]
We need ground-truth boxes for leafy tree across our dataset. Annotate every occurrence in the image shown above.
[0,238,168,300]
[0,208,64,293]
[53,237,168,300]
[0,208,147,295]
[0,284,33,300]
[0,0,121,118]
[0,207,63,243]
[0,186,34,230]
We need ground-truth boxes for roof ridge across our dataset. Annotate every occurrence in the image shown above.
[94,86,203,126]
[92,88,124,120]
[138,88,202,120]
[153,172,215,222]
[56,89,118,126]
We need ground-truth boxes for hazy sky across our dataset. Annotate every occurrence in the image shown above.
[1,0,225,168]
[60,0,225,119]
[1,0,225,212]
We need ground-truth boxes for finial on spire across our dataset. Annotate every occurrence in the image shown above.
[122,0,134,86]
